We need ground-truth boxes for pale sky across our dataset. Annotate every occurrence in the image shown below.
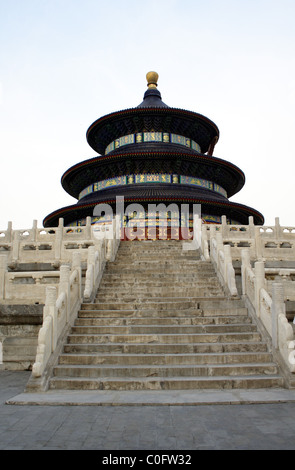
[0,0,294,229]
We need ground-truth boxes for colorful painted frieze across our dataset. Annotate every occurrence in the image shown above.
[104,133,201,154]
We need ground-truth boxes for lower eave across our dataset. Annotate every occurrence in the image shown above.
[43,196,264,227]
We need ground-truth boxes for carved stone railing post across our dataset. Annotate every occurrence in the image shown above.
[274,217,281,240]
[12,231,20,264]
[32,220,38,242]
[209,224,216,250]
[54,218,64,261]
[0,339,3,370]
[224,244,238,296]
[115,214,122,241]
[58,265,70,322]
[271,282,285,350]
[201,225,210,260]
[72,252,82,301]
[221,215,227,238]
[32,285,57,378]
[248,216,255,236]
[0,255,7,300]
[193,214,202,250]
[84,246,96,302]
[254,226,263,260]
[215,232,223,271]
[85,216,92,240]
[241,248,251,295]
[254,261,265,319]
[7,221,13,243]
[44,285,58,351]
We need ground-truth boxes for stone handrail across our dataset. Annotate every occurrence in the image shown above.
[201,216,295,261]
[183,215,202,252]
[201,225,210,261]
[0,254,60,304]
[84,241,107,302]
[241,248,295,378]
[84,248,100,302]
[188,217,238,296]
[0,217,112,266]
[264,268,295,301]
[209,230,238,297]
[84,216,121,302]
[2,215,295,263]
[27,218,121,390]
[31,252,82,385]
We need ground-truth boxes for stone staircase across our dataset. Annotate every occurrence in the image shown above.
[49,240,284,391]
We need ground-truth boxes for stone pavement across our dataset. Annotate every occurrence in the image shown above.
[1,371,295,450]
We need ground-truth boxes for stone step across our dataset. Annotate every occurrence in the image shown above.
[103,268,215,275]
[92,297,231,307]
[63,341,269,355]
[116,252,197,255]
[198,299,245,308]
[95,292,224,301]
[58,351,274,366]
[107,258,208,263]
[91,301,203,310]
[75,315,253,326]
[114,255,201,262]
[118,244,190,248]
[67,331,262,344]
[70,324,257,335]
[115,258,201,260]
[98,283,220,291]
[47,239,284,392]
[107,259,209,265]
[118,243,193,250]
[97,282,223,289]
[78,309,202,318]
[98,282,221,290]
[105,264,214,270]
[100,275,217,282]
[99,276,220,283]
[78,307,248,318]
[53,362,279,379]
[49,375,284,391]
[107,255,209,261]
[95,286,223,301]
[115,255,201,261]
[104,268,215,274]
[82,298,245,308]
[95,292,224,300]
[115,249,201,255]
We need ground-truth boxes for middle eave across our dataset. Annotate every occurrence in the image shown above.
[61,150,245,200]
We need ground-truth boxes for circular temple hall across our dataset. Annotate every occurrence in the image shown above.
[43,72,264,239]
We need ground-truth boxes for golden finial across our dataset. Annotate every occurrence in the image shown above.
[146,71,159,89]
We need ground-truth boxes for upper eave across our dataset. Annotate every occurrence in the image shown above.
[86,107,220,155]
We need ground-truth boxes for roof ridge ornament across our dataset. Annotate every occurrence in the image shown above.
[146,71,159,89]
[137,71,168,108]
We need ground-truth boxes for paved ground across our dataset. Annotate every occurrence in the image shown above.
[1,371,295,450]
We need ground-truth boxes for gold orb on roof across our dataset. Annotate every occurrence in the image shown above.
[146,71,159,89]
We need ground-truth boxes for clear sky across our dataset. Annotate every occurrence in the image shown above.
[0,0,294,229]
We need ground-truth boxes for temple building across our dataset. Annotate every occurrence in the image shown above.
[44,71,264,238]
[1,72,295,392]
